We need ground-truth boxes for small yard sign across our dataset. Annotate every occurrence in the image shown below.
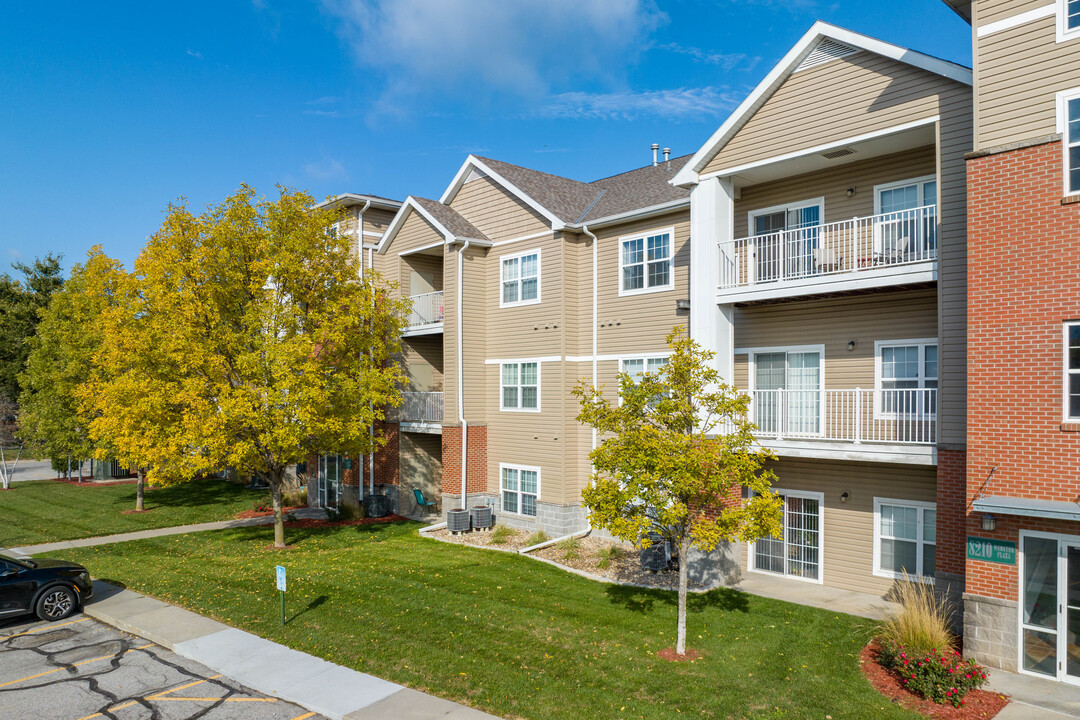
[966,536,1017,565]
[275,565,287,625]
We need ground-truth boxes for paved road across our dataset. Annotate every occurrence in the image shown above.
[0,614,324,720]
[3,458,60,482]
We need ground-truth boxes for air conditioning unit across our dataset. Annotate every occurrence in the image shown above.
[447,508,471,533]
[470,505,493,530]
[640,531,671,571]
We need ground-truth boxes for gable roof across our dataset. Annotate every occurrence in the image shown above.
[314,193,402,212]
[940,0,971,23]
[671,21,973,187]
[376,196,489,254]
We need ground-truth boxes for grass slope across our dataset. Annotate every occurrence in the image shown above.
[0,478,263,546]
[49,522,917,720]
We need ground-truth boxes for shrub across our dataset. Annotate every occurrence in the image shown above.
[491,526,517,545]
[326,503,364,522]
[878,645,989,707]
[252,495,273,513]
[282,488,307,507]
[596,545,624,569]
[876,572,954,659]
[557,535,581,560]
[525,530,550,547]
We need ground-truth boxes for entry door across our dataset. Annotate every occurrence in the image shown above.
[752,205,820,282]
[752,491,822,582]
[753,351,821,436]
[1020,537,1080,683]
[317,454,340,509]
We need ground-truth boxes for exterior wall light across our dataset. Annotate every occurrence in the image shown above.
[840,491,849,503]
[847,340,856,351]
[981,514,997,532]
[846,187,856,197]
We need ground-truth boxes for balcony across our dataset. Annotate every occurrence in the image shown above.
[718,206,937,303]
[404,291,444,336]
[744,388,936,464]
[400,391,443,433]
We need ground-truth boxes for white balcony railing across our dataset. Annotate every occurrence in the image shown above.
[745,388,936,445]
[720,205,937,290]
[407,291,444,329]
[401,391,443,424]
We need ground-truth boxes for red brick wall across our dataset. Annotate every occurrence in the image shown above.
[937,449,967,577]
[441,424,487,497]
[374,420,399,485]
[966,139,1080,598]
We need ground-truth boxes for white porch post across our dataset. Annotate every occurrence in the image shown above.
[689,176,735,385]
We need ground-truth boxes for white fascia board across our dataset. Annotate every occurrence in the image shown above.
[671,21,972,188]
[565,198,690,231]
[439,155,564,230]
[314,193,402,211]
[376,197,453,255]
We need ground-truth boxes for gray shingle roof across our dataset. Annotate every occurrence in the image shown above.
[412,196,489,242]
[473,156,597,224]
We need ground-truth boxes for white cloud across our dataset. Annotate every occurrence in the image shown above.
[320,0,666,103]
[303,158,347,181]
[5,248,23,260]
[535,87,740,121]
[657,44,760,73]
[186,49,203,59]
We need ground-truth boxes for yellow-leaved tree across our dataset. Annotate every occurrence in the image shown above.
[84,185,408,546]
[573,327,784,656]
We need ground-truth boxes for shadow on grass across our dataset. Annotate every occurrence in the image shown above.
[605,584,750,615]
[288,594,328,624]
[105,478,261,512]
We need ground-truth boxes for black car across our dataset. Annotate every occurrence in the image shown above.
[0,552,93,621]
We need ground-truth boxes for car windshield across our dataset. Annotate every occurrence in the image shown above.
[0,552,35,569]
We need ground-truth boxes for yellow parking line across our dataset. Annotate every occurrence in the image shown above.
[289,713,316,720]
[74,699,139,720]
[0,643,154,689]
[0,617,88,641]
[155,696,277,702]
[145,674,221,700]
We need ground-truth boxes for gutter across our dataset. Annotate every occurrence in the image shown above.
[355,198,374,498]
[566,197,689,232]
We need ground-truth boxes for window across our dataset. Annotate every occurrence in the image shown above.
[1058,0,1080,42]
[620,228,674,295]
[750,489,824,583]
[1059,90,1080,195]
[747,346,823,436]
[317,453,342,509]
[875,339,938,418]
[501,464,539,517]
[501,250,540,307]
[747,198,823,282]
[500,362,539,411]
[620,356,668,379]
[874,499,936,581]
[874,177,937,258]
[1064,323,1080,419]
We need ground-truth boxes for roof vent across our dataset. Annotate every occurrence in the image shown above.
[795,38,858,72]
[464,167,488,184]
[820,147,856,160]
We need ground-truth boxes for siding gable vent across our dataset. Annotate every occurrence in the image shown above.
[820,147,856,160]
[464,167,489,184]
[794,38,858,72]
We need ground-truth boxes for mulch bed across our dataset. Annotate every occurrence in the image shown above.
[427,526,538,552]
[859,643,1009,719]
[121,509,152,514]
[284,514,408,529]
[531,535,706,591]
[657,647,702,662]
[234,506,304,520]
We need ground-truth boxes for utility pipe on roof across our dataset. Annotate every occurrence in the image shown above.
[583,225,598,451]
[457,238,471,510]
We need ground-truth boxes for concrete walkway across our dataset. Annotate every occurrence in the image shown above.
[6,507,328,556]
[986,667,1080,719]
[83,580,499,720]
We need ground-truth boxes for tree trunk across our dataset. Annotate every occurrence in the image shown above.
[676,534,690,655]
[272,482,285,548]
[136,469,145,511]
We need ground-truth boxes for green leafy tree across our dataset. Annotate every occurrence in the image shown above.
[573,327,784,656]
[0,253,64,404]
[84,185,408,546]
[18,249,120,487]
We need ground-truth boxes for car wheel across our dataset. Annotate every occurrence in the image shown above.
[35,585,77,621]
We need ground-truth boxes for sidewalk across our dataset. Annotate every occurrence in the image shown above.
[986,667,1080,719]
[83,580,500,720]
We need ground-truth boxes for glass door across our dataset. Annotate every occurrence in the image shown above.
[753,491,822,582]
[752,351,821,437]
[1065,545,1080,683]
[752,205,821,282]
[1021,536,1080,683]
[317,454,340,509]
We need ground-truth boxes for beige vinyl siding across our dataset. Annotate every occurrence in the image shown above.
[401,254,443,295]
[391,211,445,258]
[733,288,938,390]
[595,210,690,356]
[977,0,1050,24]
[402,335,444,392]
[732,146,937,238]
[442,243,487,425]
[484,234,564,358]
[704,52,957,174]
[449,175,551,241]
[936,86,972,445]
[362,207,396,236]
[734,458,937,595]
[976,13,1080,148]
[397,432,442,512]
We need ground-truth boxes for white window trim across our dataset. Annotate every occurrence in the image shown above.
[872,497,936,583]
[1064,322,1080,421]
[499,247,542,308]
[1056,88,1080,197]
[1016,529,1080,682]
[618,355,671,406]
[499,462,541,517]
[1057,0,1080,43]
[872,175,938,214]
[618,226,676,297]
[747,488,825,585]
[873,338,938,420]
[740,344,826,439]
[746,196,825,237]
[499,361,541,413]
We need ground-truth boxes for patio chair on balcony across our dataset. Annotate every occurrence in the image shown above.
[413,488,438,516]
[812,247,843,273]
[876,234,909,265]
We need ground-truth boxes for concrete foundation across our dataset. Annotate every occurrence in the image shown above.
[441,495,588,536]
[964,592,1019,671]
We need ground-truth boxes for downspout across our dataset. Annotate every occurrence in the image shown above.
[356,199,372,498]
[457,238,472,509]
[582,225,598,451]
[356,200,371,280]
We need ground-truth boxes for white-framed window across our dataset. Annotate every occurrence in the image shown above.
[1064,322,1080,420]
[873,498,936,581]
[619,227,674,296]
[746,197,824,282]
[500,249,540,307]
[500,463,539,517]
[874,339,938,419]
[500,361,539,412]
[741,345,824,437]
[1057,88,1080,196]
[620,355,669,379]
[749,488,824,584]
[874,176,937,215]
[1058,0,1080,42]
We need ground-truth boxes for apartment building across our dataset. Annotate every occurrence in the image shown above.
[945,0,1080,681]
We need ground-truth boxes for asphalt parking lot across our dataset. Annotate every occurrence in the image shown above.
[0,614,325,720]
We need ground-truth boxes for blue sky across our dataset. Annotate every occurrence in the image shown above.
[0,1,970,274]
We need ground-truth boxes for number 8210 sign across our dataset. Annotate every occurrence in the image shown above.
[966,537,1016,565]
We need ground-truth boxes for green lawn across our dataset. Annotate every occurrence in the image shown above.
[0,478,266,547]
[47,522,917,720]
